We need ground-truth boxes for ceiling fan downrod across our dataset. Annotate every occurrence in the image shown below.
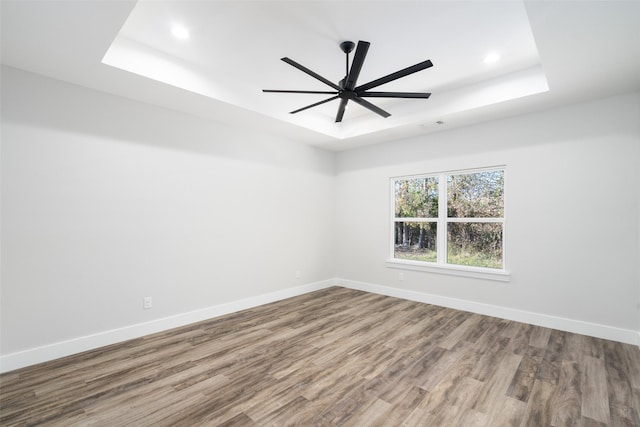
[339,40,356,88]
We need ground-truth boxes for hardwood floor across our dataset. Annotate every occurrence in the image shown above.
[1,287,639,426]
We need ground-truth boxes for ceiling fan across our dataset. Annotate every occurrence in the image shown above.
[263,40,433,123]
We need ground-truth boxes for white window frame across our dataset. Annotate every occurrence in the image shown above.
[387,166,509,282]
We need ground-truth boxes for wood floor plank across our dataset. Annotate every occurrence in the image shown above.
[426,403,488,427]
[520,379,556,426]
[417,342,472,390]
[633,388,640,427]
[621,344,640,389]
[506,353,543,402]
[341,397,391,426]
[473,352,523,414]
[416,348,483,415]
[459,408,490,427]
[602,340,640,427]
[550,360,582,427]
[510,322,535,355]
[582,417,608,427]
[371,385,427,426]
[438,314,482,350]
[399,345,449,390]
[537,329,567,385]
[401,406,431,426]
[562,332,586,363]
[485,396,528,427]
[469,335,511,381]
[1,286,639,426]
[216,412,256,427]
[582,355,611,424]
[252,394,311,425]
[529,325,552,349]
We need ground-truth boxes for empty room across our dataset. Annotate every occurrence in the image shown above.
[1,1,639,425]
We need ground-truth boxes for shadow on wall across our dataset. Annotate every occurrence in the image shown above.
[1,66,335,176]
[335,91,640,172]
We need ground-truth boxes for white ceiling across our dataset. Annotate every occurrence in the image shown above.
[2,1,640,151]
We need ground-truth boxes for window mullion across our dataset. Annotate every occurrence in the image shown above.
[437,173,447,264]
[447,217,504,223]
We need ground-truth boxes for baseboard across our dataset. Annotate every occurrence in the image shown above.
[3,277,637,373]
[0,280,334,373]
[336,278,640,346]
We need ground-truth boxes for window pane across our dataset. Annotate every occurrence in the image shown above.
[394,222,437,262]
[447,222,502,268]
[447,170,503,218]
[395,177,439,218]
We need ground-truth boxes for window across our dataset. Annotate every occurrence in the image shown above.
[390,167,507,280]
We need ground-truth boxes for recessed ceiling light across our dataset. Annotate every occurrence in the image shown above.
[171,25,190,40]
[483,52,501,64]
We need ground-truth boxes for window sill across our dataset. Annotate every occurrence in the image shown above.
[385,259,510,282]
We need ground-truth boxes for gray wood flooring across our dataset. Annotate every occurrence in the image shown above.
[1,287,639,426]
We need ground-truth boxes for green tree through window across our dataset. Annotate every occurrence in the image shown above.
[394,177,439,262]
[393,168,505,269]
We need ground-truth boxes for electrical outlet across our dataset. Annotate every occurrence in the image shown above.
[295,270,301,279]
[143,296,152,310]
[398,272,404,281]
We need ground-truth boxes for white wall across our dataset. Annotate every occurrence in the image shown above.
[2,65,639,372]
[335,92,640,339]
[1,66,335,358]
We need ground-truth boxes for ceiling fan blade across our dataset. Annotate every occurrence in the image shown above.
[358,91,431,99]
[263,90,338,95]
[345,40,370,90]
[351,96,391,118]
[281,57,342,91]
[290,95,339,114]
[355,60,433,92]
[335,98,349,123]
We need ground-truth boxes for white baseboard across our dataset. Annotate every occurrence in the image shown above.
[3,278,637,373]
[336,278,640,347]
[0,280,334,373]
